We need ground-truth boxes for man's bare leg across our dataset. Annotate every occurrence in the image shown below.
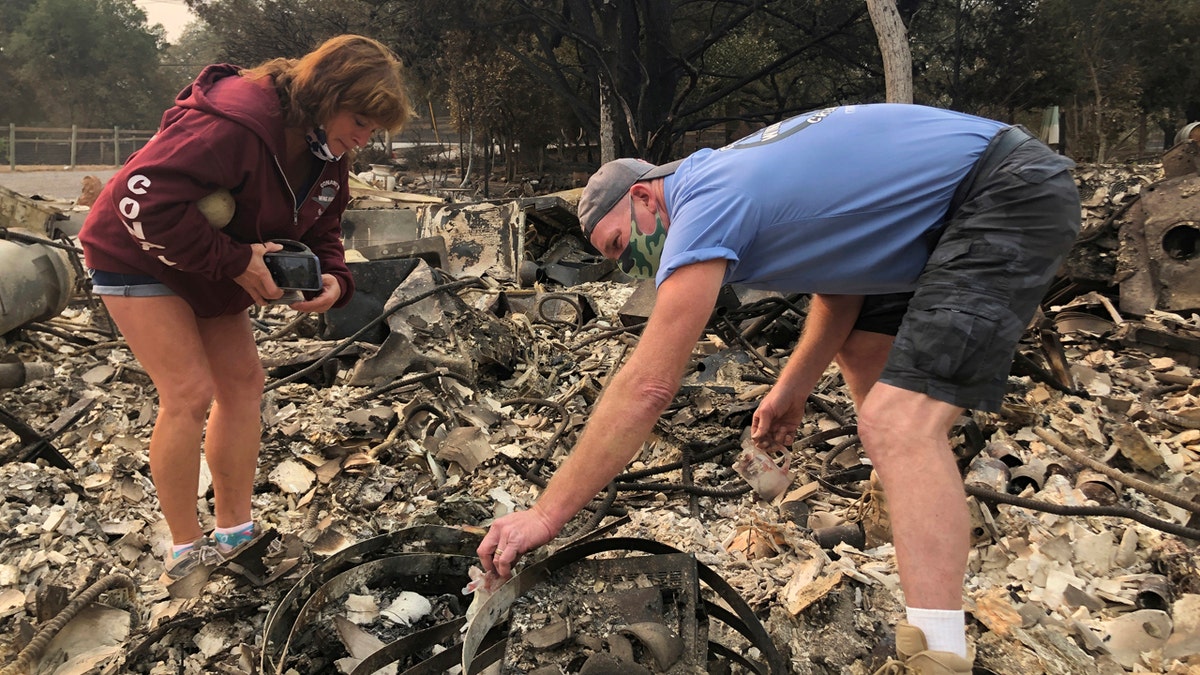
[857,382,969,658]
[834,329,893,408]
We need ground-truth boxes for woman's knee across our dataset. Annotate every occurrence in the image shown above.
[157,375,217,420]
[214,359,266,403]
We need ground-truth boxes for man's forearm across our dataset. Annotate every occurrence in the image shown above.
[530,259,728,534]
[774,294,864,396]
[531,368,673,531]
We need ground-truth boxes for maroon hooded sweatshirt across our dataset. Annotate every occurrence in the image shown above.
[79,64,355,317]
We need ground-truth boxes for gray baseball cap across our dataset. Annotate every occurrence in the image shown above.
[578,158,683,237]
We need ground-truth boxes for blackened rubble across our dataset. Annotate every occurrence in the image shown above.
[0,155,1198,674]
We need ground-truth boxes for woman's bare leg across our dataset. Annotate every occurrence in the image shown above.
[196,312,264,528]
[102,295,216,546]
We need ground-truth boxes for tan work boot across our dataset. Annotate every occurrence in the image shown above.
[855,469,893,547]
[873,621,973,674]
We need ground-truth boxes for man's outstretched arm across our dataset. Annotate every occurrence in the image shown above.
[478,259,728,579]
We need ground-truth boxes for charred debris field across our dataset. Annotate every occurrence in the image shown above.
[0,159,1199,674]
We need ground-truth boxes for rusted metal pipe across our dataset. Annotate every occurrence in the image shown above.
[1035,428,1200,515]
[0,361,53,389]
[1135,575,1173,611]
[0,235,76,337]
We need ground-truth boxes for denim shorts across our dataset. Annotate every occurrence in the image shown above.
[878,139,1081,412]
[88,269,175,297]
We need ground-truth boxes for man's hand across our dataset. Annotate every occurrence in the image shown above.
[233,242,284,304]
[476,508,557,586]
[290,274,341,313]
[750,294,864,452]
[751,385,806,452]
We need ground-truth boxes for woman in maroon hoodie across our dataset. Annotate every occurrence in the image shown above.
[79,34,412,584]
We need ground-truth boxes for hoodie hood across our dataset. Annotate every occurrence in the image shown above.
[166,64,288,159]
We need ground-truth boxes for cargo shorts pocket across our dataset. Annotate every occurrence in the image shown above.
[900,292,1018,386]
[921,239,1021,298]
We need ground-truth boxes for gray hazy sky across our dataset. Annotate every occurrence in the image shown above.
[134,0,195,41]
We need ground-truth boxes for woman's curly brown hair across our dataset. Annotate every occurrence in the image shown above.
[241,34,412,134]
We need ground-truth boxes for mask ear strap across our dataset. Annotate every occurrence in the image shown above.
[305,126,343,162]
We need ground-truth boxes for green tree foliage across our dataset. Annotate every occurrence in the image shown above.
[0,15,42,125]
[0,0,60,125]
[1035,0,1145,161]
[441,30,566,184]
[908,0,1074,116]
[185,0,433,80]
[187,0,344,65]
[5,0,1196,167]
[174,0,1200,166]
[1027,0,1200,160]
[674,2,880,131]
[3,0,174,127]
[1118,0,1200,146]
[450,0,882,162]
[161,18,223,94]
[183,0,444,134]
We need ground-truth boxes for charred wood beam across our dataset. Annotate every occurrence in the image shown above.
[0,397,93,470]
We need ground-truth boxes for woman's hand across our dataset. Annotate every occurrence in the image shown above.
[290,274,341,313]
[233,242,284,305]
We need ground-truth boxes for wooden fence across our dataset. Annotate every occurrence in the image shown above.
[3,125,156,169]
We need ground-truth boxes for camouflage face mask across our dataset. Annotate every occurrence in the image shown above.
[618,196,667,279]
[305,126,343,162]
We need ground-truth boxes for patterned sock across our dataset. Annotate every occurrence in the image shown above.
[213,521,255,553]
[905,607,967,658]
[171,542,196,559]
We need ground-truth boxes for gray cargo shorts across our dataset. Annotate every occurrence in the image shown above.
[877,134,1081,412]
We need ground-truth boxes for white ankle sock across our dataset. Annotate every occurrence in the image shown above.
[906,607,967,658]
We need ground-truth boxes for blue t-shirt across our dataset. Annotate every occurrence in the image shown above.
[656,104,1006,293]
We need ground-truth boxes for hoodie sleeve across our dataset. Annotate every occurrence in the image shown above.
[301,168,356,308]
[102,114,256,281]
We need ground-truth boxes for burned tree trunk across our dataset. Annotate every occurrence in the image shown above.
[866,0,913,104]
